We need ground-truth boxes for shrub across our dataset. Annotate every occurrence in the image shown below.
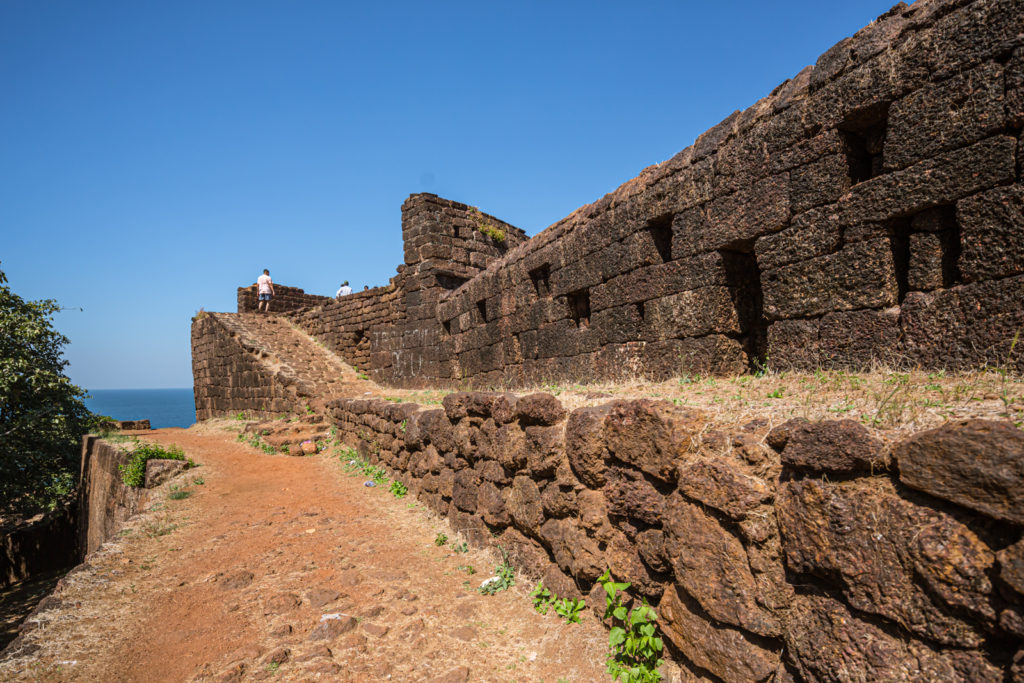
[119,443,187,487]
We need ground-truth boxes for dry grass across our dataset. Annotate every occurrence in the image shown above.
[533,366,1024,437]
[371,366,1022,438]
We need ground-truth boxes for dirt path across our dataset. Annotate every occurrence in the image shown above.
[0,425,620,683]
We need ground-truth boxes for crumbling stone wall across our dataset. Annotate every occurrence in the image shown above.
[433,0,1024,385]
[328,391,1024,681]
[77,437,147,557]
[223,0,1024,389]
[237,283,331,314]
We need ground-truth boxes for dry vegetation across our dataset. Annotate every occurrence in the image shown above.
[377,366,1023,439]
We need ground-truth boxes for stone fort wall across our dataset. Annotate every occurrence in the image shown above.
[230,0,1024,389]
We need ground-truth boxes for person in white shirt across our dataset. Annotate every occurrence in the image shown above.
[257,269,274,313]
[335,280,352,298]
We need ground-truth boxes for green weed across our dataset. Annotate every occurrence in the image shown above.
[598,569,663,683]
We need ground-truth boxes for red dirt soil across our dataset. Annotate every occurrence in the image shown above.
[0,425,642,683]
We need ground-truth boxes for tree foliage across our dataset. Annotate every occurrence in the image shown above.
[0,264,99,513]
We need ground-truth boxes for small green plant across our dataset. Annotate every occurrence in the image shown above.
[390,480,408,498]
[356,372,370,381]
[192,476,204,485]
[553,596,586,623]
[598,570,664,683]
[119,443,188,487]
[305,404,314,415]
[280,443,290,455]
[531,580,553,614]
[458,564,476,575]
[476,222,506,242]
[399,419,407,433]
[168,488,192,500]
[265,660,280,673]
[767,387,785,399]
[479,548,514,595]
[233,412,246,421]
[450,542,469,554]
[434,532,449,546]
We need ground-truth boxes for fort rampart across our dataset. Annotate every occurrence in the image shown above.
[218,0,1022,388]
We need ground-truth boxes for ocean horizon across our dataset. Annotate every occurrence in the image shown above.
[85,387,195,429]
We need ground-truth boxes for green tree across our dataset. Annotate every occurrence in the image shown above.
[0,264,99,513]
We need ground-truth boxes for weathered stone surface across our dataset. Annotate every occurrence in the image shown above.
[636,528,669,574]
[604,400,703,482]
[664,496,781,637]
[476,481,509,527]
[604,467,666,526]
[540,480,576,519]
[766,418,809,453]
[538,517,603,583]
[780,419,887,474]
[643,287,740,339]
[884,61,1006,170]
[514,393,566,426]
[777,479,995,646]
[144,458,187,488]
[309,615,357,640]
[895,419,1024,524]
[485,423,526,472]
[676,457,772,520]
[818,307,900,367]
[451,468,479,513]
[565,405,611,488]
[523,425,564,477]
[507,475,543,535]
[901,276,1024,372]
[785,593,1001,683]
[958,184,1024,283]
[658,585,779,683]
[998,538,1024,597]
[762,238,897,321]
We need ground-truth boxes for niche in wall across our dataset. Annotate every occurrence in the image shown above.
[646,214,674,263]
[568,289,591,328]
[839,102,890,184]
[529,265,551,298]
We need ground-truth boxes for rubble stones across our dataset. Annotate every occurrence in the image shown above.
[895,419,1024,524]
[779,419,887,474]
[777,478,995,647]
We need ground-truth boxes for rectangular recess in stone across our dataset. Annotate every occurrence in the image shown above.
[911,205,961,287]
[886,216,911,302]
[568,289,591,328]
[838,101,889,185]
[646,214,674,263]
[720,247,767,370]
[529,264,551,298]
[476,299,488,323]
[436,273,469,291]
[442,319,452,336]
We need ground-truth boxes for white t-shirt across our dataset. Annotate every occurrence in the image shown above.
[336,285,352,297]
[257,274,273,294]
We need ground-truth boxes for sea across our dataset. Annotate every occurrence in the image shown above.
[84,388,196,429]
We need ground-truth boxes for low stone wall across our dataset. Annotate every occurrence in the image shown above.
[77,437,147,557]
[237,283,331,314]
[328,391,1024,681]
[0,503,77,589]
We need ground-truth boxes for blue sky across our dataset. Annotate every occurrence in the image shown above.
[2,0,904,390]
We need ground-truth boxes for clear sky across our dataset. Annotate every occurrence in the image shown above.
[2,0,905,390]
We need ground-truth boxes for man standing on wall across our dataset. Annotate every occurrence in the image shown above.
[257,269,274,313]
[336,280,352,298]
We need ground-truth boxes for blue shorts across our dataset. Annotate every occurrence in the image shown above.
[258,293,272,301]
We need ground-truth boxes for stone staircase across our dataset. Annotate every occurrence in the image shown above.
[209,312,374,414]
